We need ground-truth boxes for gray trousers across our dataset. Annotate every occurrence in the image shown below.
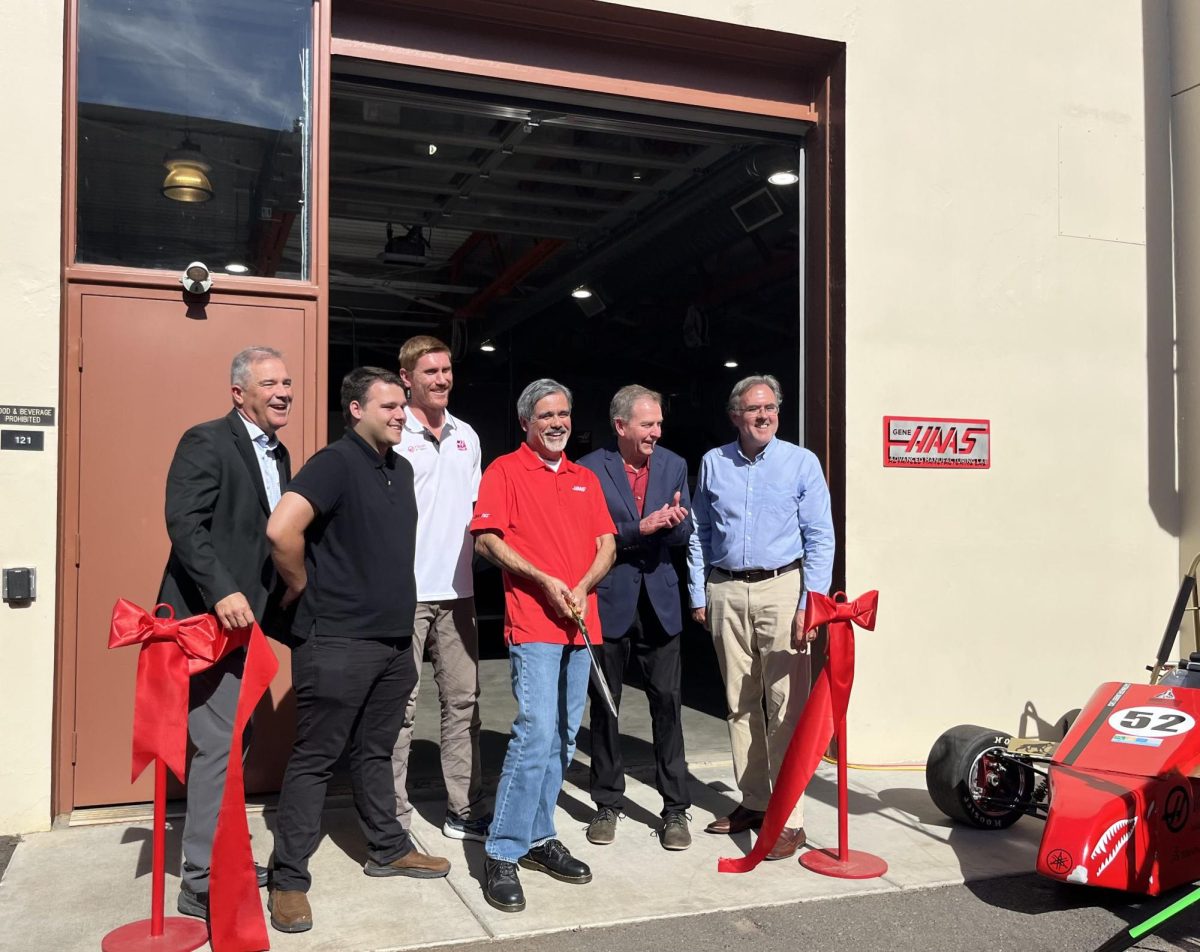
[391,598,484,826]
[181,649,247,892]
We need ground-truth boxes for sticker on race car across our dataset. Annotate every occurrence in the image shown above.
[1155,688,1177,700]
[1107,706,1195,738]
[1111,733,1164,747]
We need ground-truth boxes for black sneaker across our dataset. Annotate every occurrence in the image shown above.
[483,857,526,913]
[443,812,491,842]
[519,839,592,884]
[176,883,208,920]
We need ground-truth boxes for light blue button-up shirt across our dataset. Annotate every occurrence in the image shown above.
[239,414,282,511]
[686,437,834,610]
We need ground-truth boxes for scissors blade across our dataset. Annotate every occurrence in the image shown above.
[572,608,618,718]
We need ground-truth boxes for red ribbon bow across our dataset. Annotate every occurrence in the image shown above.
[109,598,277,951]
[718,590,879,873]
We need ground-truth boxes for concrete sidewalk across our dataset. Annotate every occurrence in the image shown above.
[0,660,1042,952]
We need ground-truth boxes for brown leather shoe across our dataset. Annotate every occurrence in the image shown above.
[764,826,807,861]
[364,849,451,879]
[268,888,313,933]
[704,804,766,835]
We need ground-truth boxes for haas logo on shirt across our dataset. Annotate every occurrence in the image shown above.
[572,485,588,492]
[457,439,468,451]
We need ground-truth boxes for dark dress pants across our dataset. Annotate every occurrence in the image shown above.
[272,634,418,891]
[588,587,690,815]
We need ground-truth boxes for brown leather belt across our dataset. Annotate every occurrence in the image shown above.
[715,559,801,584]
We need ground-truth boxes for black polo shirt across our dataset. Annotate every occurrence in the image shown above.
[288,429,417,640]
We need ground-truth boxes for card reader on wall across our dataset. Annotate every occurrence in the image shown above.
[2,567,35,603]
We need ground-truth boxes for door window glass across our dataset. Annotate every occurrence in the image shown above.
[76,0,312,279]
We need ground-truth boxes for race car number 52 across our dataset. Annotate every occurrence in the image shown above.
[1107,706,1196,738]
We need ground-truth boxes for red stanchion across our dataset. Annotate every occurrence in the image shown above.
[799,592,887,879]
[719,590,885,876]
[101,599,277,952]
[101,761,208,952]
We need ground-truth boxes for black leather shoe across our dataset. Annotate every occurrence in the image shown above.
[484,858,526,913]
[176,883,208,920]
[519,839,592,884]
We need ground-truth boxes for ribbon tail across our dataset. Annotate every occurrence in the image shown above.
[209,625,278,952]
[718,668,837,873]
[131,643,190,783]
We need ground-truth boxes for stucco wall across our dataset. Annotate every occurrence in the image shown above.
[613,0,1180,760]
[0,0,63,831]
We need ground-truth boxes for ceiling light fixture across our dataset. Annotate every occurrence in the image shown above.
[428,143,438,156]
[767,169,800,186]
[224,263,250,274]
[723,359,739,369]
[161,135,214,203]
[571,285,593,300]
[480,339,497,353]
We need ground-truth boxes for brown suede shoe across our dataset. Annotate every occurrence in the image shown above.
[364,849,451,879]
[704,805,766,835]
[268,888,313,933]
[764,826,807,861]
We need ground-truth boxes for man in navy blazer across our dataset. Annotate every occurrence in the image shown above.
[578,385,694,850]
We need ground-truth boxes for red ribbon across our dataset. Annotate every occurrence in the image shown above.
[718,590,878,873]
[108,598,277,951]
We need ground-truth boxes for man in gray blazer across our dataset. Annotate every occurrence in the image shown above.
[156,345,293,919]
[578,385,693,850]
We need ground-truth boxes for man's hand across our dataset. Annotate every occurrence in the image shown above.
[691,606,708,631]
[540,575,576,618]
[214,592,255,630]
[639,491,689,535]
[568,583,589,618]
[280,584,305,609]
[792,609,817,652]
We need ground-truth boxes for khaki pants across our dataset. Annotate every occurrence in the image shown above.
[391,597,484,826]
[707,568,808,826]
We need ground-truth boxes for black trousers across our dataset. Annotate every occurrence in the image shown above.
[588,588,690,815]
[272,634,417,891]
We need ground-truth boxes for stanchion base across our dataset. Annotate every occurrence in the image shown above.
[101,917,209,952]
[799,847,888,880]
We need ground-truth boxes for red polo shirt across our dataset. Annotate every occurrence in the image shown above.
[471,442,616,645]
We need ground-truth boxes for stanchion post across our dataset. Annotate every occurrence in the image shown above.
[99,756,208,952]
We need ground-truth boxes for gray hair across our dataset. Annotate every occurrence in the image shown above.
[517,378,573,422]
[609,384,662,433]
[231,346,284,387]
[727,374,783,412]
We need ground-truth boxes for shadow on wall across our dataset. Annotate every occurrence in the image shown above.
[1143,0,1180,538]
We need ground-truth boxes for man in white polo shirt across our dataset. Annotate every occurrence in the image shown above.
[390,335,488,840]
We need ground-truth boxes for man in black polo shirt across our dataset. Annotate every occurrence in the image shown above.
[265,366,450,934]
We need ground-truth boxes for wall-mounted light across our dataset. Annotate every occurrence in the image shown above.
[480,339,497,353]
[161,136,214,203]
[571,285,593,300]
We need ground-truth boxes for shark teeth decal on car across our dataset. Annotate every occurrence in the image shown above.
[1090,817,1137,877]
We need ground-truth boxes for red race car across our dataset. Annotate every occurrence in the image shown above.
[927,567,1200,896]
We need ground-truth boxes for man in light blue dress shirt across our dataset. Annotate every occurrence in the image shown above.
[686,374,834,861]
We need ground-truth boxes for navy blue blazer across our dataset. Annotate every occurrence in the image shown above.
[578,444,693,639]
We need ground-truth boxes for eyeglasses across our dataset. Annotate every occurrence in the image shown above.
[738,404,779,415]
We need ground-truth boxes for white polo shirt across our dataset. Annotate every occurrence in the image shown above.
[397,409,481,600]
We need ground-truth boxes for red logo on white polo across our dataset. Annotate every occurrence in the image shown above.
[457,439,468,451]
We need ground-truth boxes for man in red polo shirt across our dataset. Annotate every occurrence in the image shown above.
[471,378,616,914]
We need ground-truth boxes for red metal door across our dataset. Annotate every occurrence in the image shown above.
[69,286,314,807]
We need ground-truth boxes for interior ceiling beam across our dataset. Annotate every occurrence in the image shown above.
[485,150,755,337]
[488,166,653,192]
[431,117,533,229]
[327,272,479,294]
[332,120,499,150]
[457,238,565,319]
[467,186,621,211]
[330,205,582,240]
[331,174,454,197]
[335,148,479,175]
[516,143,683,170]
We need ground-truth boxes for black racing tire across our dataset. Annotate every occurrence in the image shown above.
[926,724,1034,830]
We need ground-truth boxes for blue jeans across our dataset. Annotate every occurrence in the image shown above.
[485,642,590,862]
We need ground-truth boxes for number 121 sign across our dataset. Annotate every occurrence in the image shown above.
[883,416,990,469]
